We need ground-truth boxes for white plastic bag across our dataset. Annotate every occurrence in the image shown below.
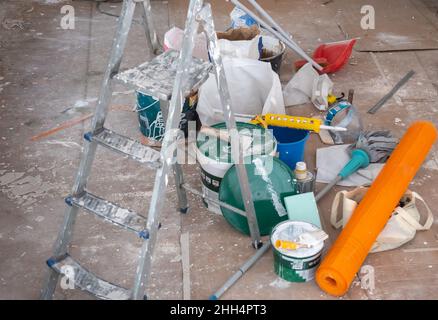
[218,35,281,60]
[197,57,285,126]
[163,27,208,60]
[283,63,318,106]
[283,62,333,110]
[218,38,259,59]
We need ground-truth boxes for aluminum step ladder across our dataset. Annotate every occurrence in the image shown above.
[41,0,261,300]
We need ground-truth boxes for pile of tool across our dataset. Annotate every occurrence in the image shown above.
[133,0,437,300]
[181,1,437,300]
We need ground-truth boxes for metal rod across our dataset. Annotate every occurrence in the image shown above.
[182,183,247,217]
[200,3,262,248]
[132,0,205,300]
[315,175,342,202]
[180,232,191,300]
[139,0,162,55]
[247,0,293,41]
[367,70,415,114]
[210,241,271,300]
[228,0,323,71]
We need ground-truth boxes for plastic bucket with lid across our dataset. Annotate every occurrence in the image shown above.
[271,220,324,282]
[196,122,277,215]
[269,126,310,170]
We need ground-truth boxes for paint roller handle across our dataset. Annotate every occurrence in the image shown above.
[315,175,342,202]
[315,149,371,202]
[200,126,230,142]
[209,241,271,300]
[275,239,310,250]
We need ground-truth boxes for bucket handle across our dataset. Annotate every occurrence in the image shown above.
[135,98,159,113]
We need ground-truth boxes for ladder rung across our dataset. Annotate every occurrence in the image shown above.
[47,254,131,300]
[66,192,149,239]
[113,49,212,101]
[86,128,161,167]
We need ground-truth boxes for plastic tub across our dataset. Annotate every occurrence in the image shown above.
[269,126,310,170]
[196,122,277,215]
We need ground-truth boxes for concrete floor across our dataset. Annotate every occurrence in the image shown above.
[0,0,437,300]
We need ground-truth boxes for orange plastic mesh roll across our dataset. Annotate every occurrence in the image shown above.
[316,121,437,296]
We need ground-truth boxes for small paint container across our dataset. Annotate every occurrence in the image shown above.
[294,162,315,194]
[296,171,315,194]
[271,220,324,282]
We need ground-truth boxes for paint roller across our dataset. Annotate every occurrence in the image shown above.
[316,121,437,296]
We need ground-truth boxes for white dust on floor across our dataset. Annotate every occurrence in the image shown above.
[269,277,291,289]
[0,170,54,206]
[44,140,82,149]
[376,33,413,46]
[423,151,438,171]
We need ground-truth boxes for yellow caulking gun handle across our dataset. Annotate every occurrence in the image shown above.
[264,114,322,133]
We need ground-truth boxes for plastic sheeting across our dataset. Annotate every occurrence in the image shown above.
[197,57,285,125]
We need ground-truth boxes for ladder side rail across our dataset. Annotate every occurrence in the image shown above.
[41,0,137,300]
[139,0,161,55]
[199,3,261,248]
[131,0,205,300]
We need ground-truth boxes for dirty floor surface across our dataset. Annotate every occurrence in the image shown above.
[0,0,437,300]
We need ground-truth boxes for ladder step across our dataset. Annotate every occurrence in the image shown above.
[47,254,131,300]
[87,128,161,167]
[114,49,212,101]
[66,192,149,239]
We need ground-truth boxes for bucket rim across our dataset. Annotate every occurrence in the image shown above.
[260,40,286,61]
[269,126,310,145]
[196,122,277,162]
[271,220,324,258]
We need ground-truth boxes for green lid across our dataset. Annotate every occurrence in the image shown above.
[219,155,298,236]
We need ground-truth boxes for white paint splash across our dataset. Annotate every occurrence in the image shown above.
[269,277,291,289]
[44,140,81,149]
[253,157,287,217]
[39,0,68,4]
[0,170,54,206]
[423,152,438,171]
[376,33,412,45]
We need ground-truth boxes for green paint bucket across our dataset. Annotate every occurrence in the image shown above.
[136,91,199,141]
[196,122,277,215]
[219,155,298,236]
[271,220,324,282]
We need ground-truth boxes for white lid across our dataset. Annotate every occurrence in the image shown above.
[271,221,324,258]
[295,161,307,172]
